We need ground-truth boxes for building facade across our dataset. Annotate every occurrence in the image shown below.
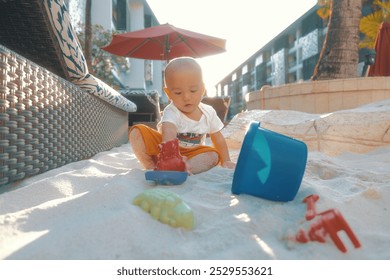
[65,0,168,103]
[216,4,374,120]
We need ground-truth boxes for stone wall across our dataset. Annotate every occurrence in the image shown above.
[246,77,390,114]
[223,99,390,156]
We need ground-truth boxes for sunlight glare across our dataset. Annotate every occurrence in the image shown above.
[235,213,251,222]
[147,0,318,95]
[252,234,276,258]
[230,197,239,207]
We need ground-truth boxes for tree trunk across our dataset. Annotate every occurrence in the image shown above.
[85,0,93,73]
[312,0,362,80]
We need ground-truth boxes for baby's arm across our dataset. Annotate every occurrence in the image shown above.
[161,122,178,141]
[210,131,236,169]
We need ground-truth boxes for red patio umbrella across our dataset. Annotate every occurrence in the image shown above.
[368,21,390,76]
[101,23,226,62]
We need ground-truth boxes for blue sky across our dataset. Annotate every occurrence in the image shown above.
[147,0,318,95]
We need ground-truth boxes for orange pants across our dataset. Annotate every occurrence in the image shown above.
[129,124,221,164]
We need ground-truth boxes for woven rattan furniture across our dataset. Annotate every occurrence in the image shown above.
[0,0,68,79]
[0,0,136,186]
[0,44,129,186]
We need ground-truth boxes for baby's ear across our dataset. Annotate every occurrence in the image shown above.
[163,87,172,99]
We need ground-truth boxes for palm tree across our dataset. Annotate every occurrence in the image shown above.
[311,0,362,80]
[85,0,93,72]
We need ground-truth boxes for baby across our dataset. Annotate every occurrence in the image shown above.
[128,57,235,174]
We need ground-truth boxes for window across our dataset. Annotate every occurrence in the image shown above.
[144,60,153,83]
[144,14,152,28]
[242,64,248,75]
[224,84,229,96]
[255,54,263,66]
[112,0,126,30]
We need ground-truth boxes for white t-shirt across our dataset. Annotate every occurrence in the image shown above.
[157,102,224,147]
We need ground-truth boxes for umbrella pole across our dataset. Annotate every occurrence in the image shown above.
[164,35,170,63]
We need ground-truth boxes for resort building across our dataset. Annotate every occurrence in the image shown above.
[216,3,375,120]
[65,1,377,119]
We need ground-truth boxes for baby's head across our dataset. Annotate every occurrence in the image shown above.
[163,57,206,113]
[164,57,204,87]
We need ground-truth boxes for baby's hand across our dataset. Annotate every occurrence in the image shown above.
[221,160,236,169]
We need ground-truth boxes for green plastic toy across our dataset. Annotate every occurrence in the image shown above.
[133,188,194,230]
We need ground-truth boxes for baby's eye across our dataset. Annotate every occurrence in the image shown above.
[173,91,182,95]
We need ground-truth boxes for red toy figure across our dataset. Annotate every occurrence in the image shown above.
[315,209,361,253]
[155,138,188,172]
[293,194,362,253]
[303,194,319,221]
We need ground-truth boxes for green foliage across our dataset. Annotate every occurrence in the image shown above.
[317,0,331,19]
[360,0,390,49]
[317,0,390,49]
[76,24,129,89]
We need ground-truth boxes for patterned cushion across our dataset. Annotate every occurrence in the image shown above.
[75,74,137,112]
[44,0,87,81]
[43,0,137,112]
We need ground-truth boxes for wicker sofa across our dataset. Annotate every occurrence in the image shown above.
[121,89,161,127]
[0,0,137,186]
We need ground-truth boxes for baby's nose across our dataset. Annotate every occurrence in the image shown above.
[183,92,191,100]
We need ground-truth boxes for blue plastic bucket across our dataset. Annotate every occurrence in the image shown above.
[232,121,307,202]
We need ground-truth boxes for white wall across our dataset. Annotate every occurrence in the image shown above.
[91,1,112,30]
[120,0,145,89]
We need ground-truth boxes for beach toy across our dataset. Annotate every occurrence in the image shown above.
[145,138,189,185]
[145,170,188,185]
[232,121,307,202]
[132,188,194,230]
[293,194,361,253]
[303,194,320,221]
[155,138,188,172]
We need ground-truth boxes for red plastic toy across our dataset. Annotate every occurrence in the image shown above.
[155,138,188,172]
[302,194,319,221]
[294,194,361,253]
[316,209,361,253]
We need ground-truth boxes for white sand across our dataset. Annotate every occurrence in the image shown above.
[1,103,390,260]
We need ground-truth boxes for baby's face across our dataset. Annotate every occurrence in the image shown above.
[164,69,205,115]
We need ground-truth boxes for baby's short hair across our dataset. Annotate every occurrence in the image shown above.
[164,57,203,85]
